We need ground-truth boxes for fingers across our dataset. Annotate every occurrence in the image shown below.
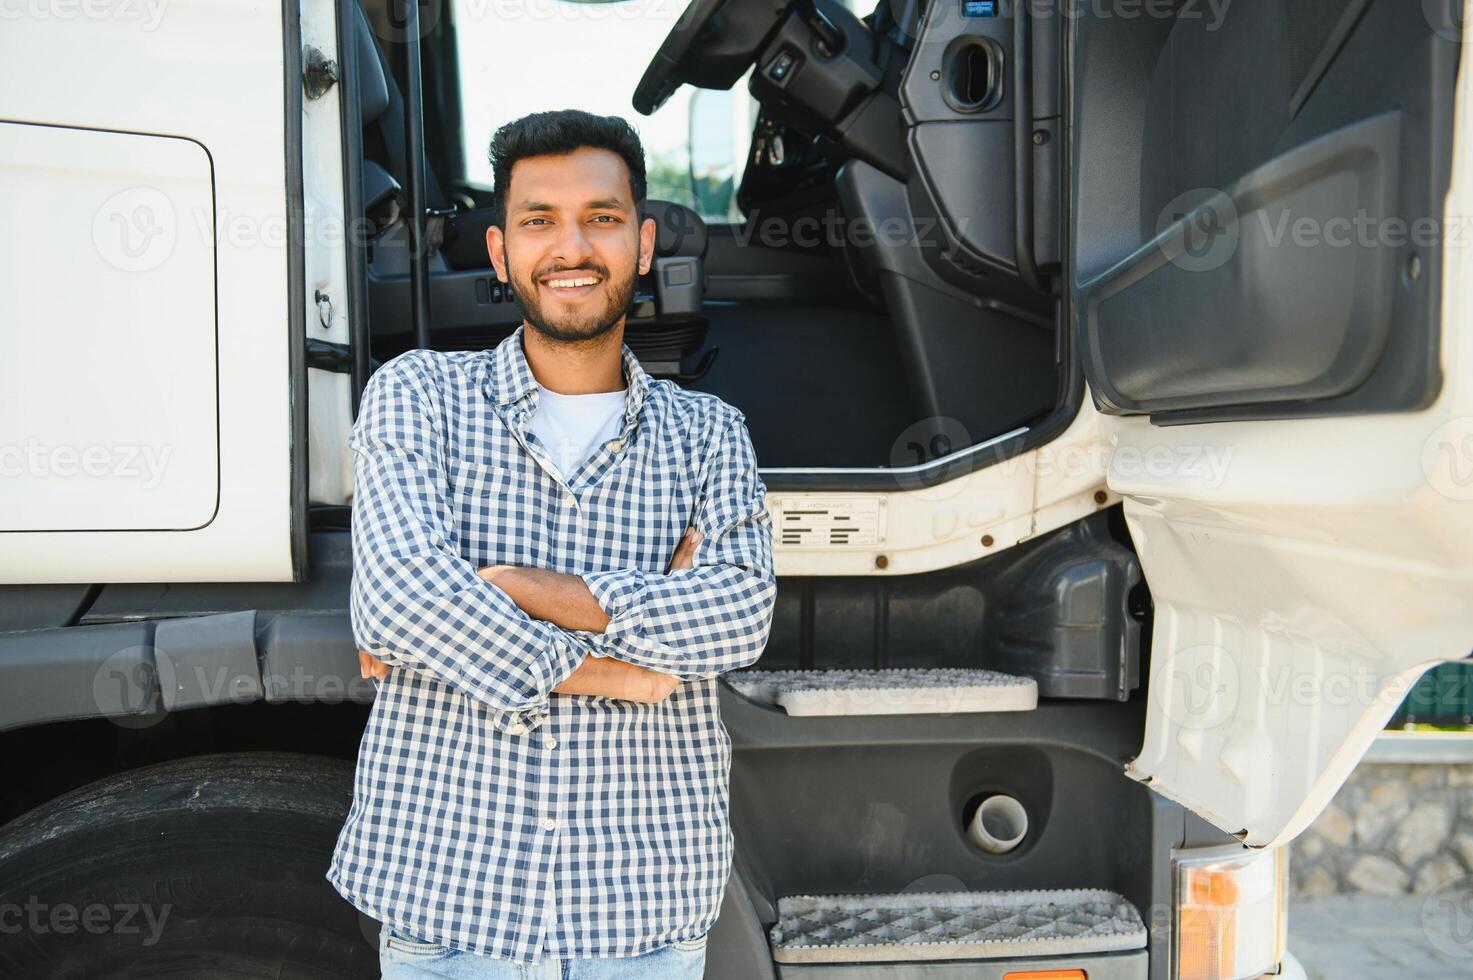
[652,673,680,702]
[358,650,390,681]
[665,527,703,573]
[635,670,680,704]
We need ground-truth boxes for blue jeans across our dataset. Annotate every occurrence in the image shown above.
[379,923,708,979]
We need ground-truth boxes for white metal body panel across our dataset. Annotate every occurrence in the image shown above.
[0,124,217,531]
[0,0,297,582]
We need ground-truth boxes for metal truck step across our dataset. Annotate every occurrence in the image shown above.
[725,667,1038,716]
[768,888,1147,964]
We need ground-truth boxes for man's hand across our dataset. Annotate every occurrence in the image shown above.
[550,655,680,703]
[357,528,703,692]
[360,644,679,703]
[665,526,701,573]
[359,648,391,681]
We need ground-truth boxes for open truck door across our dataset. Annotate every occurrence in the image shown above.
[0,0,317,583]
[1071,0,1473,848]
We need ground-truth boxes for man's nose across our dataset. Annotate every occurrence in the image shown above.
[550,220,593,266]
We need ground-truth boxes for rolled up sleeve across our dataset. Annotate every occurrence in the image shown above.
[581,414,777,680]
[348,353,587,711]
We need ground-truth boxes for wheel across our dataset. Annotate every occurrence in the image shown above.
[0,752,376,979]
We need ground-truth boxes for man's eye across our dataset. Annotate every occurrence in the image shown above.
[524,217,549,227]
[592,215,618,224]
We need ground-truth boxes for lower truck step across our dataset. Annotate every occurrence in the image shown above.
[768,888,1147,964]
[725,668,1038,716]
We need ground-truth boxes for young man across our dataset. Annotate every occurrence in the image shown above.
[326,110,778,979]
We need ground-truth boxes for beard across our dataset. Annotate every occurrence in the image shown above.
[504,252,637,344]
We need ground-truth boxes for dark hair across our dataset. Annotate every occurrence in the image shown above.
[488,109,647,226]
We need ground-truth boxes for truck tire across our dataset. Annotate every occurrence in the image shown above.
[0,752,376,979]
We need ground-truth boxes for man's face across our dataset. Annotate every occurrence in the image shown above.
[486,146,656,343]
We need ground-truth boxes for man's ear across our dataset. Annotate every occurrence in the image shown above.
[637,215,657,277]
[486,223,508,283]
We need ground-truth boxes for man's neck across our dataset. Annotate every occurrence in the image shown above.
[520,321,627,395]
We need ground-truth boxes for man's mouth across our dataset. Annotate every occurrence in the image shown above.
[539,272,603,297]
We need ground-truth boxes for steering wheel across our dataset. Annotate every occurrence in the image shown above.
[634,0,732,115]
[635,0,792,116]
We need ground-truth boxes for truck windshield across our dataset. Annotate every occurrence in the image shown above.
[452,0,866,223]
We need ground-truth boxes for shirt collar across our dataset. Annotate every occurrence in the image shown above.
[483,324,651,425]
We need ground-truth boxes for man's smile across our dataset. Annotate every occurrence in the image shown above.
[540,270,604,299]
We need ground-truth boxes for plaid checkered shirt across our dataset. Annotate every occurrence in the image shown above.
[326,326,777,963]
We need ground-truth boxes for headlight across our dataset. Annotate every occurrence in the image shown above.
[1175,844,1288,979]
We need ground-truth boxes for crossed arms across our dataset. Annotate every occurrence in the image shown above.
[347,353,778,713]
[358,532,703,703]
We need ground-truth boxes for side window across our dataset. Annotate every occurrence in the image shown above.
[453,0,870,224]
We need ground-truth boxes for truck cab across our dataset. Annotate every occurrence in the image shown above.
[1,1,1470,978]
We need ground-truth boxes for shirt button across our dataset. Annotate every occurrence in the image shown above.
[608,440,623,452]
[545,735,557,748]
[508,721,526,735]
[543,817,557,831]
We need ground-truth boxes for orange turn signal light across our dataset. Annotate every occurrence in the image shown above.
[1001,971,1087,980]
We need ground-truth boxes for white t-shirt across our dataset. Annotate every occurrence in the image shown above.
[526,383,627,480]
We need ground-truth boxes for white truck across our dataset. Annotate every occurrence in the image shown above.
[1,0,1470,977]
